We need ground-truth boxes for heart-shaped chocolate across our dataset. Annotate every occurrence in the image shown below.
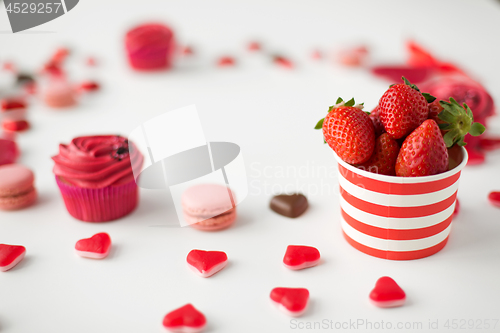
[0,244,26,272]
[369,276,406,308]
[270,287,309,317]
[283,245,320,270]
[187,250,228,278]
[270,193,308,218]
[75,233,111,259]
[163,304,206,333]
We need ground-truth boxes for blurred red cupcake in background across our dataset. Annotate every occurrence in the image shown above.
[125,23,176,71]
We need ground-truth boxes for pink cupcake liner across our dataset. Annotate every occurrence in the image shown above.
[56,177,138,222]
[127,50,172,70]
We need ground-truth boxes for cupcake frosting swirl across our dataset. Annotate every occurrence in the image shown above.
[52,135,143,189]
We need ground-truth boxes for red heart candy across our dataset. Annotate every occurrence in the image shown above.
[75,233,111,259]
[163,304,206,333]
[369,276,406,308]
[488,192,500,208]
[270,287,309,317]
[0,244,26,272]
[283,245,320,270]
[187,250,228,278]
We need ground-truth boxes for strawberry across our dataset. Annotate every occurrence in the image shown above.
[315,98,375,164]
[395,119,448,177]
[369,106,386,136]
[379,77,433,139]
[427,99,444,123]
[357,133,399,175]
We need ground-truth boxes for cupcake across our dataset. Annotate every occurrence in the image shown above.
[52,135,143,222]
[125,23,176,71]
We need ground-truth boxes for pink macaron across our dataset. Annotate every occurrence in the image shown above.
[181,184,236,231]
[0,164,37,210]
[43,78,77,108]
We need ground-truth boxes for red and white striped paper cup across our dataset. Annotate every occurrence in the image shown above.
[334,147,468,260]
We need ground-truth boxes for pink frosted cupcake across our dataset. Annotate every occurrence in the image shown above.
[52,135,143,222]
[125,23,176,71]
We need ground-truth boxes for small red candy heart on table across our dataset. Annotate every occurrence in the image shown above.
[283,245,320,270]
[369,276,406,308]
[0,244,26,272]
[75,233,111,259]
[186,249,228,278]
[488,192,500,208]
[163,304,207,333]
[270,287,309,317]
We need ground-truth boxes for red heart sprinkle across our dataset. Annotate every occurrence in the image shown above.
[217,56,235,67]
[0,244,26,272]
[163,304,206,333]
[283,245,320,270]
[488,192,500,208]
[187,250,228,278]
[2,120,29,132]
[270,287,309,317]
[274,56,293,69]
[78,81,100,92]
[247,41,261,51]
[75,233,111,259]
[369,276,406,308]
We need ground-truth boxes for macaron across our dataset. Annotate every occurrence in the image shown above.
[182,184,236,231]
[0,164,37,210]
[43,79,77,108]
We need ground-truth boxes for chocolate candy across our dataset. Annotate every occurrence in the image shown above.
[270,193,308,218]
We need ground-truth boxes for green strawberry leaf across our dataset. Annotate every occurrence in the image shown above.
[328,105,334,112]
[422,92,436,103]
[344,98,355,107]
[323,138,327,144]
[470,122,486,136]
[437,97,485,147]
[402,76,420,92]
[443,129,458,147]
[314,118,324,130]
[336,97,343,104]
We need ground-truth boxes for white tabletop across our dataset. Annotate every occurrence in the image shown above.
[1,0,500,332]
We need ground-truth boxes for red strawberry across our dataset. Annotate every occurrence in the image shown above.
[315,98,375,164]
[427,99,444,123]
[395,119,448,177]
[369,106,385,136]
[379,77,430,139]
[357,133,399,175]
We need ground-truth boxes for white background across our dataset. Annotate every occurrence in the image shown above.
[1,0,500,332]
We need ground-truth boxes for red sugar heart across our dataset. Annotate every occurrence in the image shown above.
[283,245,320,270]
[489,192,500,208]
[0,244,26,272]
[270,287,309,317]
[217,56,235,67]
[187,250,228,278]
[369,276,406,308]
[163,304,206,333]
[75,233,111,259]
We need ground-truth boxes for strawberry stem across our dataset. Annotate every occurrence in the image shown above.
[438,98,486,147]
